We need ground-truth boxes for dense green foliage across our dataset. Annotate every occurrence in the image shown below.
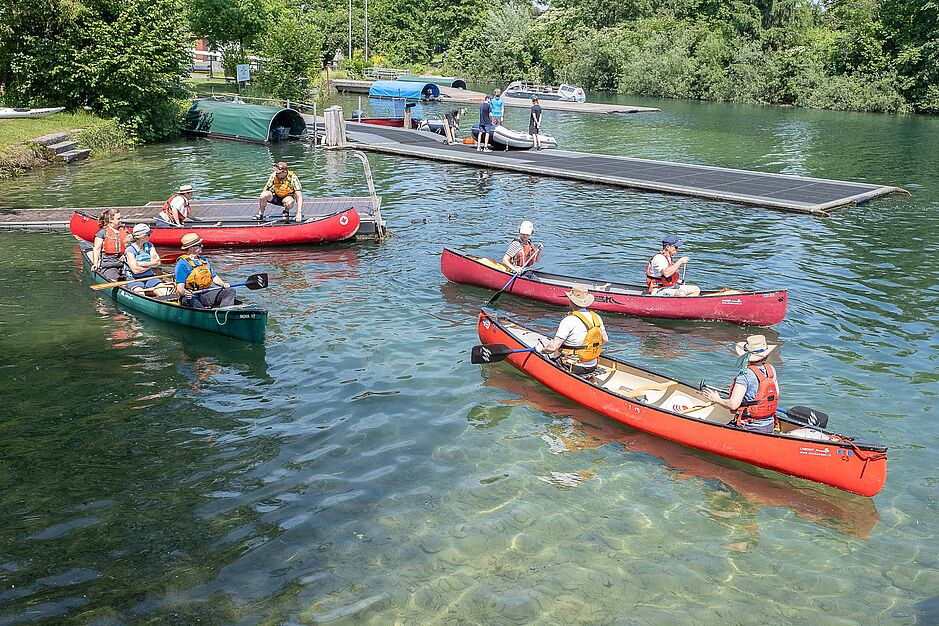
[188,0,269,75]
[442,0,937,113]
[0,0,192,140]
[257,12,326,100]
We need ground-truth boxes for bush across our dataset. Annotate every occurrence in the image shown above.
[257,14,325,102]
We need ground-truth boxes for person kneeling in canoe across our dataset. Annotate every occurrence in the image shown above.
[536,284,609,377]
[646,235,701,296]
[174,233,235,309]
[502,220,543,273]
[703,335,779,433]
[257,161,303,222]
[91,208,130,282]
[156,184,194,228]
[125,224,171,296]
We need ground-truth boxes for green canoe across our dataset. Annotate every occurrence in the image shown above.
[82,246,268,343]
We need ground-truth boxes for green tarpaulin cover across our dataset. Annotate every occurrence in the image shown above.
[183,99,306,143]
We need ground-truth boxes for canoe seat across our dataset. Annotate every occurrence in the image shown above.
[618,381,678,400]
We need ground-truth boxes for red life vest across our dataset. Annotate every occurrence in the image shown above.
[160,193,189,223]
[646,251,680,291]
[101,226,129,255]
[733,364,779,425]
[511,239,539,269]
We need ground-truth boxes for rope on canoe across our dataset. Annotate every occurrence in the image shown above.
[827,434,888,480]
[214,304,254,326]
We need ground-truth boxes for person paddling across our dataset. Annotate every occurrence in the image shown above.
[646,235,700,296]
[174,233,235,309]
[536,284,609,377]
[156,184,194,228]
[124,224,171,295]
[502,220,543,273]
[91,209,130,282]
[703,335,779,433]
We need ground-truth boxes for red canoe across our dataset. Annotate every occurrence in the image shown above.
[442,248,787,326]
[69,208,360,248]
[476,309,887,496]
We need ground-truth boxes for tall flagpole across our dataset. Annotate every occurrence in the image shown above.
[364,0,369,60]
[348,0,352,59]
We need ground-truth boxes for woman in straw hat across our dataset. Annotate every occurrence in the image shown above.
[703,335,780,433]
[173,233,235,309]
[536,283,609,376]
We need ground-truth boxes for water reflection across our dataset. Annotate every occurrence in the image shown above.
[480,366,879,540]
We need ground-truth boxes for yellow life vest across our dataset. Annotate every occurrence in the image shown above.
[270,170,297,198]
[183,255,213,290]
[561,311,605,363]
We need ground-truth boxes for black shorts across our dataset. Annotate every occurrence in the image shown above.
[268,194,285,206]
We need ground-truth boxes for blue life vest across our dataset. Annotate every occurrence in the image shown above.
[127,242,156,278]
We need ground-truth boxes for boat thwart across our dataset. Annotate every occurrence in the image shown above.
[475,309,887,496]
[441,248,787,326]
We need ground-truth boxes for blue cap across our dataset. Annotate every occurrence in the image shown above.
[662,234,682,248]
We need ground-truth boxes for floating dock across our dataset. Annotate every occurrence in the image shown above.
[0,197,386,237]
[342,122,904,215]
[330,79,659,114]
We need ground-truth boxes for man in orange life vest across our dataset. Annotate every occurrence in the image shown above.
[502,220,543,273]
[646,235,700,296]
[257,161,304,222]
[174,233,236,309]
[536,284,609,377]
[703,335,779,433]
[156,184,195,228]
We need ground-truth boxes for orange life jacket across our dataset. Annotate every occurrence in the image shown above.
[101,226,129,255]
[560,311,605,363]
[160,193,188,223]
[182,255,214,290]
[733,364,779,425]
[511,239,539,269]
[646,251,680,291]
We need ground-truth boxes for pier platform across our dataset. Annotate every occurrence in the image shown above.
[0,197,386,237]
[330,79,659,114]
[343,122,904,215]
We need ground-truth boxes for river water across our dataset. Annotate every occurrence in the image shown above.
[0,93,937,624]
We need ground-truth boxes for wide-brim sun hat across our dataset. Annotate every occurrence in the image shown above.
[178,184,194,194]
[180,232,203,249]
[566,283,594,308]
[735,334,778,362]
[132,223,151,238]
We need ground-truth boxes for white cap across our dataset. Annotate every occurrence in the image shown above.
[132,223,151,237]
[519,220,534,235]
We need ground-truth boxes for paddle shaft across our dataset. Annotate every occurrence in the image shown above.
[90,272,170,290]
[192,282,243,295]
[487,244,541,305]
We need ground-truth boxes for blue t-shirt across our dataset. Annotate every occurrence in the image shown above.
[174,255,217,285]
[734,365,776,428]
[127,241,156,278]
[479,101,493,128]
[490,96,505,118]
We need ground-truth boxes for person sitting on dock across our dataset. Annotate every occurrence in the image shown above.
[477,97,494,152]
[703,335,779,433]
[646,235,701,296]
[174,233,236,309]
[529,96,543,150]
[502,220,543,273]
[156,184,194,228]
[91,208,130,282]
[536,284,609,377]
[124,223,170,295]
[257,161,304,222]
[490,88,505,126]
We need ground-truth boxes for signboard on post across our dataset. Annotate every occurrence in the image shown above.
[236,64,250,83]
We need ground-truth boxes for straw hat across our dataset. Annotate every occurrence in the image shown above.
[566,283,594,308]
[131,223,151,238]
[180,232,203,249]
[735,335,777,362]
[178,184,194,194]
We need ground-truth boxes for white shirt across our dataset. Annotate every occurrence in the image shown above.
[554,309,608,367]
[170,195,189,219]
[648,253,670,278]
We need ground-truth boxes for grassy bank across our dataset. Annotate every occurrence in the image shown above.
[0,112,130,180]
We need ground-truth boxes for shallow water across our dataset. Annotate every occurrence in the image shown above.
[0,93,937,624]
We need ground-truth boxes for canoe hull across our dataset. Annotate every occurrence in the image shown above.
[442,248,787,325]
[82,247,267,342]
[476,310,887,496]
[69,208,360,248]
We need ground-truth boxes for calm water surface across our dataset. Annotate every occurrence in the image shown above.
[0,94,937,624]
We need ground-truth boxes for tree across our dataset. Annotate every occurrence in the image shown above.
[257,12,325,101]
[188,0,269,73]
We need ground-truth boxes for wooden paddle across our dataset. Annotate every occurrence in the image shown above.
[471,344,537,364]
[191,273,268,295]
[90,272,171,291]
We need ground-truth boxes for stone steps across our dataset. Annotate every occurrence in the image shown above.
[30,129,92,164]
[59,148,91,163]
[32,131,71,147]
[48,140,77,155]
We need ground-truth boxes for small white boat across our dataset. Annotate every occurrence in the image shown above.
[504,81,586,103]
[0,107,65,119]
[492,125,557,150]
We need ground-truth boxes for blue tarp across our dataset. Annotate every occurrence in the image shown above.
[368,81,440,100]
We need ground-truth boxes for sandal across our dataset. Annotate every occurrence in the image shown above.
[253,213,264,221]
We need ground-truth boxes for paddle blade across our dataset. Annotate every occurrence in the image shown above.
[786,406,829,429]
[245,273,269,290]
[471,344,515,364]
